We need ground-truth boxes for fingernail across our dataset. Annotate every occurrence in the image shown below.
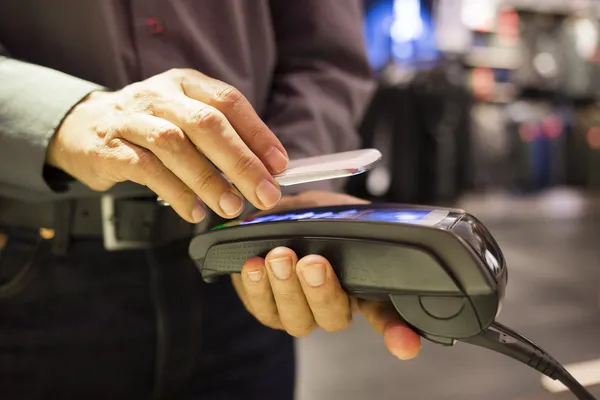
[192,200,206,223]
[219,191,244,216]
[269,257,292,280]
[247,270,263,282]
[391,348,418,361]
[256,180,281,209]
[301,264,326,287]
[264,147,288,174]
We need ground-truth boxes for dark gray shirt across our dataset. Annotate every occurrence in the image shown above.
[0,0,374,201]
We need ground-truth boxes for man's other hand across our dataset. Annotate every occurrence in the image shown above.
[231,191,422,360]
[46,69,289,223]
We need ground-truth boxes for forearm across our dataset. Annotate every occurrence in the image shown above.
[0,56,104,199]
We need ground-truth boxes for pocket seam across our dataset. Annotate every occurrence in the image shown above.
[0,241,43,301]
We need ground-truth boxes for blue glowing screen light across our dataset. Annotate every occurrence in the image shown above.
[211,208,434,230]
[231,209,431,227]
[363,0,395,70]
[356,210,430,222]
[363,0,439,70]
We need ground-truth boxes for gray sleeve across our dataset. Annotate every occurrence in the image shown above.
[0,54,105,200]
[265,0,376,194]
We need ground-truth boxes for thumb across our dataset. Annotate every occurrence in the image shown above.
[358,299,422,360]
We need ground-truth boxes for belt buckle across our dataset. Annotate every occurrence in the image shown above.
[101,195,150,251]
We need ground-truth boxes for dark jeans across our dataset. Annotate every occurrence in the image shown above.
[0,230,295,399]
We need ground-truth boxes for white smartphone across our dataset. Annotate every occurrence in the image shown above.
[157,149,381,205]
[273,148,382,186]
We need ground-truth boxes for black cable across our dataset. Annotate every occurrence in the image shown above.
[491,321,562,366]
[460,322,597,400]
[556,368,596,400]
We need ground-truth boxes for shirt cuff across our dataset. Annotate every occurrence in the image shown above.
[0,58,105,195]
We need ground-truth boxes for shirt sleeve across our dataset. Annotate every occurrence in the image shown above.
[265,0,376,194]
[0,54,105,199]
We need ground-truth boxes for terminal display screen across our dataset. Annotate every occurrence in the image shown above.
[212,208,444,230]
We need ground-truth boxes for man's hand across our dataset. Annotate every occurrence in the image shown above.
[47,69,289,223]
[231,191,422,360]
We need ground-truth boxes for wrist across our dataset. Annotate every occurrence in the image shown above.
[45,90,106,170]
[46,126,66,169]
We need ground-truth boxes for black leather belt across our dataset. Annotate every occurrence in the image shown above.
[0,195,197,253]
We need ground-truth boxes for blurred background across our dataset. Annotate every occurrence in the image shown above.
[347,0,600,203]
[296,0,600,399]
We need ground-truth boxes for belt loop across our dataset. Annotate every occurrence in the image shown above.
[52,200,75,256]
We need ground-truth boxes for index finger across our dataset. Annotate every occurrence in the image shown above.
[179,69,289,174]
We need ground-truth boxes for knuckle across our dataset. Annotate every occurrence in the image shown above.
[150,126,186,152]
[132,85,161,102]
[129,85,164,115]
[171,186,194,204]
[177,69,205,89]
[168,67,198,78]
[123,81,144,95]
[93,121,112,141]
[94,119,123,145]
[133,149,161,177]
[233,154,261,178]
[189,107,226,132]
[213,85,244,110]
[165,68,199,87]
[245,124,269,144]
[165,68,185,80]
[277,291,302,305]
[192,169,220,194]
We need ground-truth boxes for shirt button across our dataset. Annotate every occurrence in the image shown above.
[146,17,165,35]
